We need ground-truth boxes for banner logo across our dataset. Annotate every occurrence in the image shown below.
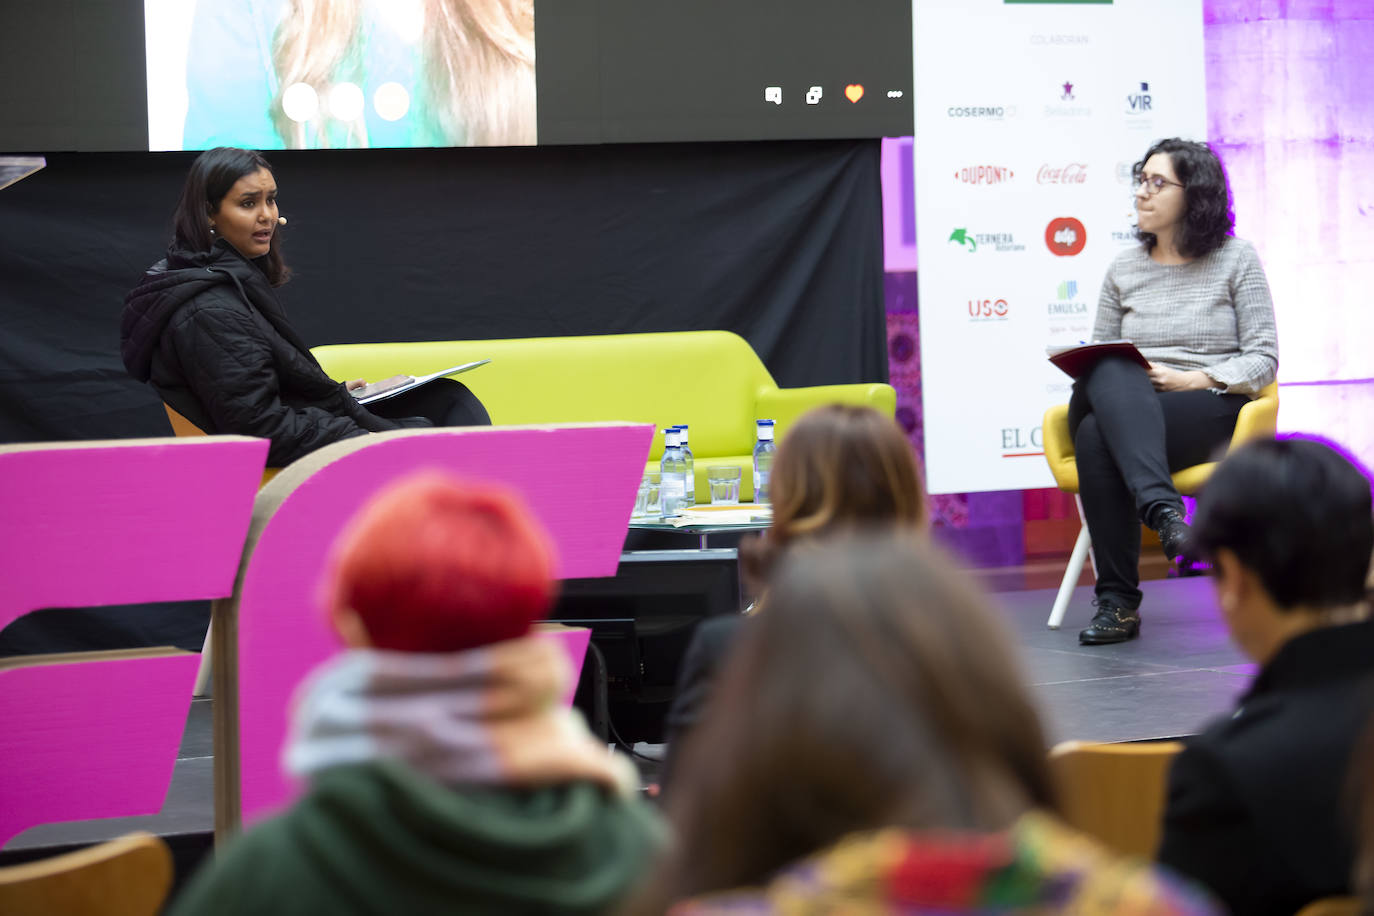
[1037,163,1087,185]
[1045,79,1092,118]
[1000,426,1043,455]
[948,228,1026,253]
[947,106,1012,120]
[1048,279,1088,315]
[1112,209,1138,246]
[1048,278,1090,340]
[1126,80,1152,114]
[1030,33,1090,45]
[1045,217,1087,256]
[955,165,1015,185]
[968,298,1010,321]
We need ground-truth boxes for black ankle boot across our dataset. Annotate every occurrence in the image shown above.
[1078,599,1141,645]
[1151,506,1193,563]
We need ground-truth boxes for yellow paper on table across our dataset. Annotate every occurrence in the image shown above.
[666,506,772,526]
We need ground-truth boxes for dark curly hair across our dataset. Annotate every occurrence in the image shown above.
[1133,138,1234,258]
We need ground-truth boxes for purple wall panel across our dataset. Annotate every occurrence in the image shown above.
[1205,0,1374,463]
[880,138,918,273]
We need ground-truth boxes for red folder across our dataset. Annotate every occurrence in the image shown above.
[1047,340,1149,379]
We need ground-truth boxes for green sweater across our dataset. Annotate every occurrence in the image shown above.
[169,761,664,915]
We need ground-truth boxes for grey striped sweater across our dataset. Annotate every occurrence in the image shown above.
[1092,236,1278,395]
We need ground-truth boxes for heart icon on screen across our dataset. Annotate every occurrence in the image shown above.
[845,84,865,103]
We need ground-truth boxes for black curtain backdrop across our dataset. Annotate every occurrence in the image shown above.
[0,139,887,445]
[0,138,884,655]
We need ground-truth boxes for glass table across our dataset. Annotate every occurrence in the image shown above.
[628,507,771,549]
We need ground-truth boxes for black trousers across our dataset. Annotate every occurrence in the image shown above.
[366,378,491,428]
[1068,357,1247,609]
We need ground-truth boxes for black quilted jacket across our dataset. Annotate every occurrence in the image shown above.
[121,240,423,466]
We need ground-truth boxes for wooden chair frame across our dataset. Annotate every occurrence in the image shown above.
[1048,739,1182,859]
[0,832,172,916]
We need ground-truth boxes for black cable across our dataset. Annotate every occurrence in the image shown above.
[583,640,611,743]
[584,641,661,764]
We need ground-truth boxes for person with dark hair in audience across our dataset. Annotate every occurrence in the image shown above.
[1351,713,1374,915]
[121,147,489,469]
[1073,138,1277,646]
[640,533,1217,914]
[661,403,928,787]
[1157,437,1374,916]
[169,472,661,916]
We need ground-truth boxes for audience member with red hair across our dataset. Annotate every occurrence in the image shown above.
[170,472,662,916]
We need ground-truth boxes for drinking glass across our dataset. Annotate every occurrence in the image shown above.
[639,471,661,517]
[707,466,742,505]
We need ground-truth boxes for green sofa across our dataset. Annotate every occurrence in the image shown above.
[313,330,896,502]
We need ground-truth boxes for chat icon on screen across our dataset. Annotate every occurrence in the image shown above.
[764,86,782,105]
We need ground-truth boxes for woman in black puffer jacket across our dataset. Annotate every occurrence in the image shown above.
[121,147,488,468]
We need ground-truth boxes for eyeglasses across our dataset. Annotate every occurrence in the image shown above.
[1134,174,1184,196]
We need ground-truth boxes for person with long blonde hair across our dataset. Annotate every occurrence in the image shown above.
[739,402,929,587]
[659,404,928,787]
[182,0,535,150]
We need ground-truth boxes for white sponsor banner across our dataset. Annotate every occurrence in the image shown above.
[913,0,1205,494]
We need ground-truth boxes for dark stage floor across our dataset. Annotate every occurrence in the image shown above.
[4,575,1250,860]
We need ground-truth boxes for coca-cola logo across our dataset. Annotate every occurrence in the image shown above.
[1044,217,1087,256]
[1037,163,1088,185]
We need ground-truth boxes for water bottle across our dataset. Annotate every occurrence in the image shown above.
[753,419,776,504]
[675,424,695,506]
[660,427,687,518]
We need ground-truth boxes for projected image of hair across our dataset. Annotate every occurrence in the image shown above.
[150,0,535,151]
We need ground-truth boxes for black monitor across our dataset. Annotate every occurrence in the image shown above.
[544,548,742,745]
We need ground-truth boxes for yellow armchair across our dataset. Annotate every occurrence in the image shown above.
[313,331,896,502]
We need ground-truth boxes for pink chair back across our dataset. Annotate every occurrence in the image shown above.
[0,652,201,845]
[0,437,268,845]
[0,438,267,630]
[214,424,652,832]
